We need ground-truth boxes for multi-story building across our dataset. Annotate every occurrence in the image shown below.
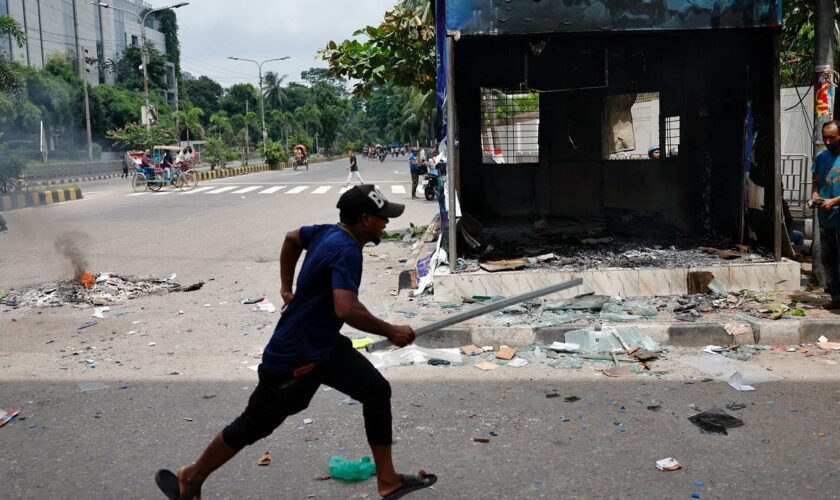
[0,0,177,107]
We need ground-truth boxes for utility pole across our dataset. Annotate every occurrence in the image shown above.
[244,100,250,166]
[811,0,836,286]
[227,56,290,159]
[71,0,93,160]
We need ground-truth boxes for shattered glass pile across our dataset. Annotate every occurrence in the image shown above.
[0,273,182,308]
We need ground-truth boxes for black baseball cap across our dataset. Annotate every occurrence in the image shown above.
[337,185,405,219]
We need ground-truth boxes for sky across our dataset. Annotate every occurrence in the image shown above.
[173,0,400,89]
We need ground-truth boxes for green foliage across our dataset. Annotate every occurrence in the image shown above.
[175,106,204,143]
[319,4,435,96]
[780,1,840,87]
[262,72,288,110]
[203,137,238,168]
[115,45,167,91]
[0,15,27,93]
[220,83,258,116]
[106,122,176,150]
[258,139,288,166]
[288,133,313,153]
[0,136,26,192]
[181,76,223,117]
[154,9,181,77]
[91,84,145,134]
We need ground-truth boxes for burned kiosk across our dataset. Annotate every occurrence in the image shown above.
[435,0,799,302]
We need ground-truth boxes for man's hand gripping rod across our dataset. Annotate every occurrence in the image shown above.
[366,278,584,352]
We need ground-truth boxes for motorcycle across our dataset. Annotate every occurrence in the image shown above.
[423,165,440,201]
[378,151,387,162]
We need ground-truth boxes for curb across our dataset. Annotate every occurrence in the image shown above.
[410,318,834,350]
[0,186,83,211]
[194,163,276,181]
[29,173,121,187]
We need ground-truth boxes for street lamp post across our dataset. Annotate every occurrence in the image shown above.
[228,56,289,158]
[92,2,189,138]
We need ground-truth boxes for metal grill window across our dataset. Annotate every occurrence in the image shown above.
[480,89,539,164]
[665,115,681,157]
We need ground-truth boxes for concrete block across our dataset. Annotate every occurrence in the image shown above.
[799,320,840,342]
[414,328,472,349]
[535,325,596,344]
[753,320,800,345]
[667,323,731,346]
[470,326,536,347]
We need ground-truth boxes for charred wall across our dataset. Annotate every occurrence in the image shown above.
[454,28,779,248]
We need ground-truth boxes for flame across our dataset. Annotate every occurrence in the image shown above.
[80,271,95,289]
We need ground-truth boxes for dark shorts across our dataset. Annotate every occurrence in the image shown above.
[222,337,392,450]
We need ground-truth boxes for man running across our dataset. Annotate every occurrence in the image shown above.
[155,185,436,499]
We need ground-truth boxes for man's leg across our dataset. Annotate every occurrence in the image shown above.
[323,339,425,497]
[411,172,418,199]
[162,369,321,497]
[354,171,365,184]
[821,227,840,306]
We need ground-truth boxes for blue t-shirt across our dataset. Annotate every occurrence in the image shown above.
[812,149,840,228]
[409,153,421,173]
[261,224,362,373]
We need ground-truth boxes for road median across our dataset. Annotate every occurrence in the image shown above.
[0,186,83,211]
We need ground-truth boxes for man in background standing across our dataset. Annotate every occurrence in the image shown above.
[811,120,840,309]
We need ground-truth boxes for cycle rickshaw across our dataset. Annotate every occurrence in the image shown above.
[292,144,308,171]
[130,146,198,192]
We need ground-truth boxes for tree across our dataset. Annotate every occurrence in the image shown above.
[209,110,232,141]
[153,9,181,77]
[262,71,288,110]
[106,122,176,150]
[181,76,223,117]
[202,137,237,169]
[220,83,258,116]
[780,0,840,87]
[0,15,26,93]
[318,3,435,96]
[115,44,167,91]
[175,106,204,145]
[293,104,322,137]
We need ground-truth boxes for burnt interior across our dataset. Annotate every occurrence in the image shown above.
[452,28,781,260]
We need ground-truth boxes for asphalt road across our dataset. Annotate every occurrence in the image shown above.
[2,155,840,499]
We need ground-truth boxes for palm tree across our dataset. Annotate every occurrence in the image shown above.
[401,87,436,145]
[174,106,205,147]
[293,104,322,138]
[262,72,288,110]
[0,15,27,93]
[209,110,232,141]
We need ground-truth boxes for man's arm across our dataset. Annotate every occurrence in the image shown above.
[279,230,304,306]
[334,289,415,347]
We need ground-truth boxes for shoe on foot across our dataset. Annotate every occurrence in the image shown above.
[381,471,437,499]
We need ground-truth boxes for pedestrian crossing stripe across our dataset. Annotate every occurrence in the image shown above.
[126,184,410,197]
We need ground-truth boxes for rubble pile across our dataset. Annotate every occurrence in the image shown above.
[0,273,182,309]
[465,217,774,270]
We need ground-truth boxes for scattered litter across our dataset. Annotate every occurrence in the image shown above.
[646,400,662,411]
[473,437,491,443]
[547,342,580,352]
[242,297,265,305]
[0,409,19,427]
[495,347,517,360]
[602,366,634,378]
[148,342,156,347]
[679,355,782,389]
[481,346,494,352]
[351,338,373,350]
[253,299,277,313]
[168,273,177,281]
[725,402,747,411]
[340,397,359,405]
[817,341,840,351]
[369,346,461,370]
[546,393,561,399]
[303,418,313,425]
[656,458,682,471]
[180,282,205,292]
[474,362,499,371]
[480,258,528,272]
[79,320,97,330]
[258,451,272,466]
[427,358,451,366]
[461,344,482,356]
[507,357,528,368]
[248,365,259,372]
[183,417,193,422]
[329,455,376,481]
[723,323,751,337]
[564,396,581,402]
[728,372,756,392]
[92,306,109,318]
[818,335,828,343]
[688,406,744,435]
[78,382,110,392]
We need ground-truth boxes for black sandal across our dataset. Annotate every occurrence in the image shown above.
[154,469,197,500]
[381,471,437,499]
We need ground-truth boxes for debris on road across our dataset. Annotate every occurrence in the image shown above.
[688,406,744,435]
[0,409,20,427]
[329,455,376,481]
[473,437,490,443]
[258,451,272,466]
[474,361,499,371]
[252,299,277,313]
[460,344,481,356]
[495,347,517,360]
[179,282,205,292]
[656,458,682,471]
[92,306,109,318]
[1,274,183,308]
[351,338,374,350]
[78,382,110,392]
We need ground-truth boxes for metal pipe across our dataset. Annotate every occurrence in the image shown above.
[365,278,584,352]
[445,34,457,272]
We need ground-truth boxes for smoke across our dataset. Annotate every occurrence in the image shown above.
[54,231,90,278]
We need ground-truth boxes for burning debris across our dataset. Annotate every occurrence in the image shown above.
[54,231,95,288]
[0,273,183,309]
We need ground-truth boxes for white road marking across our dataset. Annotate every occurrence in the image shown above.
[339,186,352,193]
[128,192,147,196]
[207,186,239,194]
[286,186,309,194]
[232,186,263,194]
[259,186,286,194]
[312,186,331,194]
[391,185,406,194]
[149,191,172,195]
[181,186,214,194]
